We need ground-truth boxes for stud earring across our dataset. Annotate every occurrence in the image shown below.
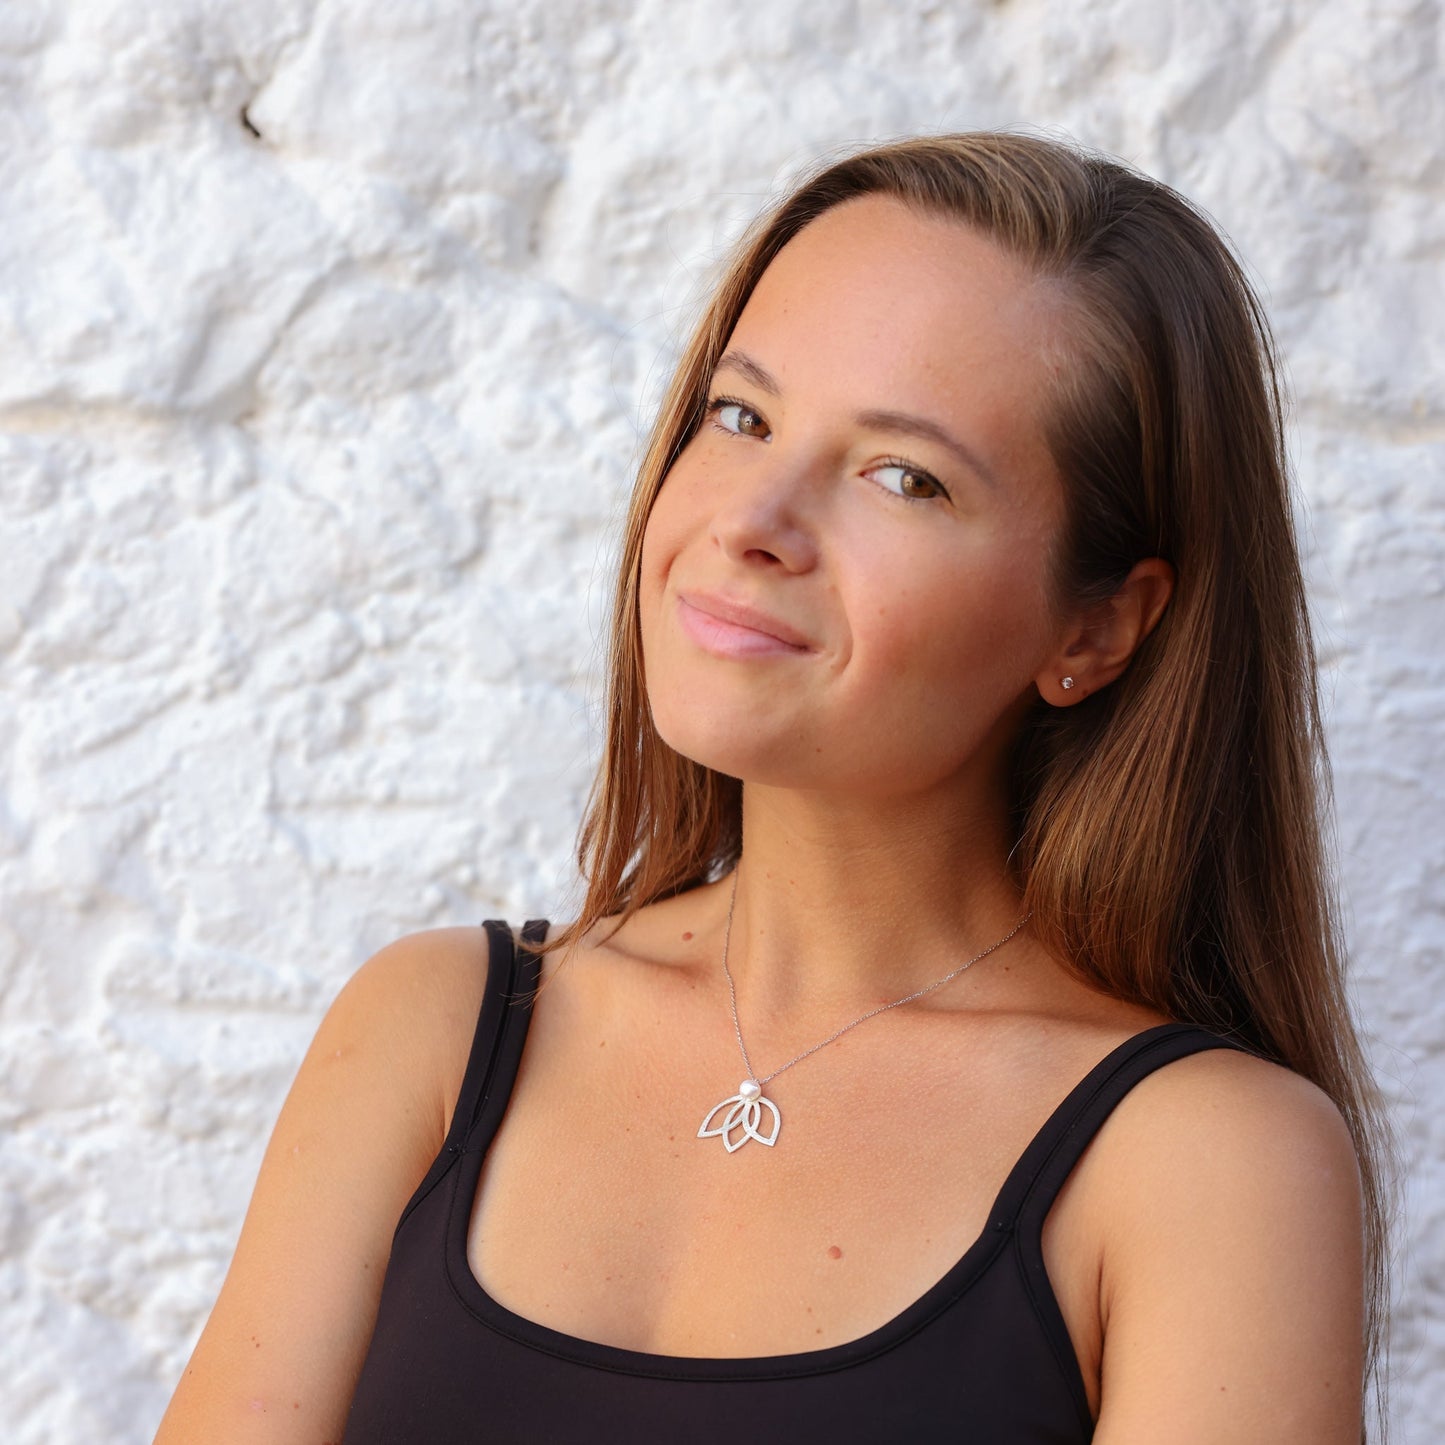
[1061,676,1076,690]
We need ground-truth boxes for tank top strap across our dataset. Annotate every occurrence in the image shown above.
[975,1021,1249,1423]
[391,918,548,1237]
[447,918,549,1150]
[993,1021,1250,1236]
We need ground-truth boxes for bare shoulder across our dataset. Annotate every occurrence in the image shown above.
[1099,1043,1361,1210]
[152,924,496,1444]
[329,925,496,1130]
[340,923,493,1019]
[1083,1044,1365,1443]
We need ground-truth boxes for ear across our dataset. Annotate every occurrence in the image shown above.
[1036,558,1175,706]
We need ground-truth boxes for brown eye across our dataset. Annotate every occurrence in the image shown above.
[713,401,771,440]
[870,462,948,502]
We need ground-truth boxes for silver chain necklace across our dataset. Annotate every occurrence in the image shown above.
[697,871,1033,1153]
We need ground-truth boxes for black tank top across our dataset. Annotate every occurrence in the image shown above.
[344,919,1245,1443]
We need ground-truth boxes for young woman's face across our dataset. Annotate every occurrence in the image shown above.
[639,194,1073,800]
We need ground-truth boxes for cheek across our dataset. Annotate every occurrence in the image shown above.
[638,463,698,582]
[849,540,1056,709]
[637,481,695,674]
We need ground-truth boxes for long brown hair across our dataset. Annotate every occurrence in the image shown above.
[549,132,1392,1426]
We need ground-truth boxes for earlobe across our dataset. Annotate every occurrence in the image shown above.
[1042,670,1086,706]
[1039,558,1175,707]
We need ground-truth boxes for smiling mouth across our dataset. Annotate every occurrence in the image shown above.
[676,595,812,657]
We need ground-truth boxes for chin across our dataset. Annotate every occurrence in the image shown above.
[651,710,768,783]
[648,709,875,796]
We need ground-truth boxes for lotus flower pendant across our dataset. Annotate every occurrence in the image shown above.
[698,1078,781,1152]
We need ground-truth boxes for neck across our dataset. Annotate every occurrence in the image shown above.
[715,775,1030,1030]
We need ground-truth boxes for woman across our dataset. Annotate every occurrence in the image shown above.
[155,133,1389,1443]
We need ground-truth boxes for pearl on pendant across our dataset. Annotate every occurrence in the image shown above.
[739,1079,762,1100]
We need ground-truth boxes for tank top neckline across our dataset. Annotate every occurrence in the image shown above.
[435,919,1235,1388]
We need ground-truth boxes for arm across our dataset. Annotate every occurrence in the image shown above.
[152,927,488,1444]
[1091,1049,1366,1444]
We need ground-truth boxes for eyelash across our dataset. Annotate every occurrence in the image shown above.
[706,395,768,440]
[703,396,950,505]
[872,456,949,504]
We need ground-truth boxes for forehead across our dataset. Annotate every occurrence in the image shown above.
[727,196,1065,469]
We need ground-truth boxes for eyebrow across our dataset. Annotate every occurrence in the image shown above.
[714,349,781,397]
[713,348,998,489]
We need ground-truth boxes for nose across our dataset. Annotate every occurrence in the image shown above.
[707,455,820,574]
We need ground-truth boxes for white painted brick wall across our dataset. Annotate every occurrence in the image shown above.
[1,1,1440,1438]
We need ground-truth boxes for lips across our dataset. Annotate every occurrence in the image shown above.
[676,591,813,654]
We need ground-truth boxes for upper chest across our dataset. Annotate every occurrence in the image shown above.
[454,949,1136,1399]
